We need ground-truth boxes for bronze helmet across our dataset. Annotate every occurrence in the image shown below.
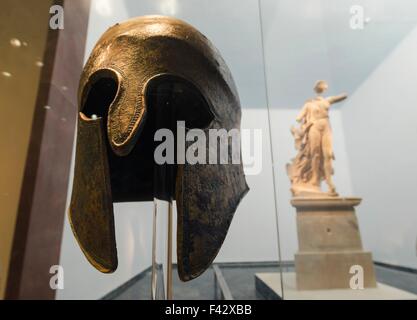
[69,15,249,281]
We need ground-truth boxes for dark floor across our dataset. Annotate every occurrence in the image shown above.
[374,265,417,295]
[110,266,216,300]
[106,262,417,300]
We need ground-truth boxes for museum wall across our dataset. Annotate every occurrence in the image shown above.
[260,0,355,262]
[57,0,280,300]
[341,24,417,269]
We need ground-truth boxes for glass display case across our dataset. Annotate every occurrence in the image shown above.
[258,0,417,299]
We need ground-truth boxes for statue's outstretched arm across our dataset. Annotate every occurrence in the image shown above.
[327,93,348,104]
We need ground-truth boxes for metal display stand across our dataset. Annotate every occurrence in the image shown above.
[150,81,177,300]
[151,199,173,300]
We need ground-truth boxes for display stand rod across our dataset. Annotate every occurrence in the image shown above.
[167,201,173,300]
[151,199,158,300]
[151,199,173,300]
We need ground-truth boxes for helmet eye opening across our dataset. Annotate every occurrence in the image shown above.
[81,77,118,120]
[145,75,214,130]
[80,68,120,121]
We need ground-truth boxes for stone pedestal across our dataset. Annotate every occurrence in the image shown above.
[255,273,417,300]
[292,197,377,290]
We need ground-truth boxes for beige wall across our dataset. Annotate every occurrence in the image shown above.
[0,0,53,298]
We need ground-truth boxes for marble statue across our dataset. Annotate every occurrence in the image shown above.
[287,80,347,197]
[285,82,377,290]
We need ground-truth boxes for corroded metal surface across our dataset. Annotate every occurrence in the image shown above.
[69,113,117,273]
[69,15,249,280]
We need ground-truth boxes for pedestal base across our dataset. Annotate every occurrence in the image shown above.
[255,273,417,300]
[292,196,377,290]
[295,251,376,290]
